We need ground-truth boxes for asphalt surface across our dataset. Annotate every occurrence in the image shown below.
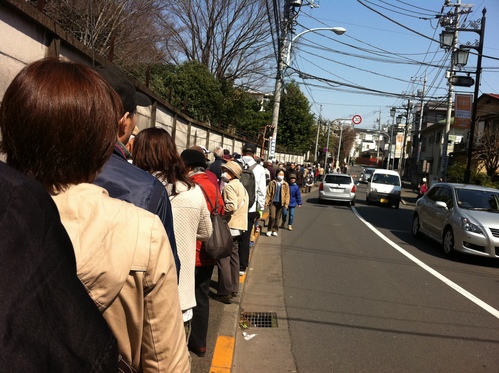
[192,168,499,372]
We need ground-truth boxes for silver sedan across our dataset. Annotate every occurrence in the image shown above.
[318,173,356,206]
[412,183,499,259]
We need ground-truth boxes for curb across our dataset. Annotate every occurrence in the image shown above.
[208,211,269,372]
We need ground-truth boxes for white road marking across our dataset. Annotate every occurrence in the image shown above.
[352,207,499,319]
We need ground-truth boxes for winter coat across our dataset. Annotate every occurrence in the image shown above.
[0,163,118,372]
[52,183,190,373]
[223,178,249,231]
[288,183,303,208]
[163,180,212,311]
[265,180,290,208]
[191,171,225,266]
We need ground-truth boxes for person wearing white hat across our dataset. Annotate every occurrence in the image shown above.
[211,161,249,304]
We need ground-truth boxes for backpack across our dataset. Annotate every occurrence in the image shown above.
[240,162,257,207]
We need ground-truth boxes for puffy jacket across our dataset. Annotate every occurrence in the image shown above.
[52,183,190,373]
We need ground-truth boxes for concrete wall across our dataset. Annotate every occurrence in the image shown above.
[0,0,304,164]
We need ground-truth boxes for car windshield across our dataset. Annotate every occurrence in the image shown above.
[324,175,351,185]
[372,174,399,186]
[364,169,374,175]
[456,188,499,211]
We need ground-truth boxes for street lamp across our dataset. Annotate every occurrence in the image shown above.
[286,27,346,66]
[268,26,346,160]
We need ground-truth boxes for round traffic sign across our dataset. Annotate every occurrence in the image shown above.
[352,115,362,125]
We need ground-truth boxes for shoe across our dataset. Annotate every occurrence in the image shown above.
[211,293,232,304]
[239,271,246,276]
[272,231,278,237]
[266,231,272,236]
[231,292,238,297]
[288,225,293,231]
[189,347,206,358]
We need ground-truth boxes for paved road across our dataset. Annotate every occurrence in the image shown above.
[195,167,499,372]
[233,168,499,372]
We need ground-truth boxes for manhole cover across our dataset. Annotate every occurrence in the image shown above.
[240,312,278,328]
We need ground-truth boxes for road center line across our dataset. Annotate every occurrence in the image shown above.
[352,207,499,319]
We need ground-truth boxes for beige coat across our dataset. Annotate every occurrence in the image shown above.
[223,178,248,231]
[52,183,190,373]
[265,180,290,208]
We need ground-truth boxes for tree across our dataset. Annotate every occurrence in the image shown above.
[474,126,499,177]
[278,81,315,154]
[36,0,166,67]
[157,0,275,87]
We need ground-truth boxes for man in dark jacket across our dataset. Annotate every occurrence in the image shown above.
[93,65,180,274]
[0,162,118,372]
[208,146,226,183]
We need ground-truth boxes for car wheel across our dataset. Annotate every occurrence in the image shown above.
[350,198,356,207]
[412,213,421,238]
[394,201,400,209]
[443,227,455,257]
[365,194,371,205]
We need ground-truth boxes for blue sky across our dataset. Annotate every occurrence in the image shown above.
[279,0,499,129]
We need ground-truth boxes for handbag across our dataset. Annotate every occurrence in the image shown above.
[197,183,233,260]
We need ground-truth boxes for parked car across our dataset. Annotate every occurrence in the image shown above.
[319,173,356,206]
[366,169,401,208]
[359,167,376,183]
[412,183,499,258]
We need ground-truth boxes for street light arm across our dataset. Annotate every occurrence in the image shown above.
[285,27,346,66]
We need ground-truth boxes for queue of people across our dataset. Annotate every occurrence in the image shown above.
[0,57,318,371]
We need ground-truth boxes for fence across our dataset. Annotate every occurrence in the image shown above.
[0,0,304,164]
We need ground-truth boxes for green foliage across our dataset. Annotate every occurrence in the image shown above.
[278,81,315,154]
[446,163,499,188]
[139,61,272,142]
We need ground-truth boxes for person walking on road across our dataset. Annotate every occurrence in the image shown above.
[281,174,302,231]
[265,170,290,237]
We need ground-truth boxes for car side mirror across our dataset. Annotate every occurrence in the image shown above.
[435,201,447,209]
[367,177,371,182]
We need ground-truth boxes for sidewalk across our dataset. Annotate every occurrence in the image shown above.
[400,180,419,206]
[205,182,418,372]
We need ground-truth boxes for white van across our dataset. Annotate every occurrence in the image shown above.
[366,169,401,208]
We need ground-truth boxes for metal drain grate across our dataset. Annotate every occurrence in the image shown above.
[240,312,278,328]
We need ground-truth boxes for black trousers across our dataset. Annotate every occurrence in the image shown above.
[188,265,215,353]
[238,211,258,272]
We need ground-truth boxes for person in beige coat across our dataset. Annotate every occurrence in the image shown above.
[265,169,290,236]
[212,161,248,304]
[0,58,190,372]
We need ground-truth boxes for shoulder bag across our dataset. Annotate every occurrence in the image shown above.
[197,184,233,260]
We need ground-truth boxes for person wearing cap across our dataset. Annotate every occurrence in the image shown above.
[238,142,267,276]
[212,161,248,304]
[0,58,190,372]
[181,149,225,357]
[190,146,219,187]
[93,64,181,276]
[418,177,429,198]
[281,173,302,231]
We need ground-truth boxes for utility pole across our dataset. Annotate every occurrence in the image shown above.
[400,98,413,177]
[375,109,381,167]
[440,0,461,180]
[314,105,322,163]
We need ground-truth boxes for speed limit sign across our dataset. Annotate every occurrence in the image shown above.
[352,114,362,125]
